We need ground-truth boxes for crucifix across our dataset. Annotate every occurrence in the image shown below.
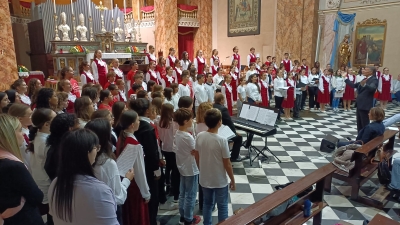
[95,1,108,33]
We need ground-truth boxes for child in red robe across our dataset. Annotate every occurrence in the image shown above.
[378,67,392,110]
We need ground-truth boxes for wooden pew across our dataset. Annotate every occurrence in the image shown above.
[369,213,399,225]
[219,163,336,225]
[324,130,398,209]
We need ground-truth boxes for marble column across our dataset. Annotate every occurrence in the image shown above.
[0,0,18,91]
[301,0,319,64]
[190,0,212,60]
[154,0,178,58]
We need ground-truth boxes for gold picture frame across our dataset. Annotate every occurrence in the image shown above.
[228,0,261,37]
[353,18,387,67]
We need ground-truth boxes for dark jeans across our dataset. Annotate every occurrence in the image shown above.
[308,86,320,109]
[38,203,53,225]
[294,94,302,117]
[116,205,123,225]
[301,90,307,109]
[247,98,255,104]
[146,173,159,225]
[356,108,370,132]
[330,88,335,106]
[274,96,284,120]
[230,135,243,160]
[268,88,272,103]
[163,151,180,200]
[395,91,400,101]
[158,168,167,204]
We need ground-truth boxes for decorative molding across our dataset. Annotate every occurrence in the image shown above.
[178,20,200,27]
[134,20,155,28]
[10,16,31,25]
[326,0,340,8]
[356,18,387,25]
[360,0,388,4]
[319,1,400,13]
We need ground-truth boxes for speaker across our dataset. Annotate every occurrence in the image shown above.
[320,134,339,153]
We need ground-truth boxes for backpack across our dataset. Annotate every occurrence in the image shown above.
[378,157,391,185]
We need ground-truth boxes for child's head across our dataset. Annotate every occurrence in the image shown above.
[217,67,223,75]
[170,83,179,94]
[197,74,205,84]
[272,56,276,62]
[293,60,299,66]
[174,108,193,128]
[239,76,246,85]
[206,73,213,83]
[151,91,163,99]
[233,46,239,53]
[157,56,165,66]
[369,107,385,122]
[267,56,272,61]
[147,80,156,92]
[159,103,174,128]
[214,58,220,66]
[225,74,232,84]
[247,74,258,84]
[169,47,175,55]
[111,58,119,68]
[166,66,173,75]
[250,47,255,54]
[149,61,156,70]
[107,71,116,82]
[119,110,140,132]
[82,87,99,105]
[204,108,222,129]
[58,79,71,93]
[178,96,193,110]
[151,97,163,115]
[116,79,125,91]
[136,90,148,99]
[302,58,307,65]
[129,98,150,117]
[212,49,218,56]
[153,85,163,93]
[163,87,173,101]
[149,45,155,53]
[230,65,236,73]
[134,71,144,84]
[108,84,119,96]
[284,53,289,58]
[175,59,181,67]
[300,68,306,76]
[196,102,213,124]
[181,70,190,83]
[130,60,138,70]
[100,90,112,103]
[249,63,256,70]
[196,50,203,57]
[132,83,143,93]
[203,64,210,73]
[8,103,33,128]
[232,59,238,66]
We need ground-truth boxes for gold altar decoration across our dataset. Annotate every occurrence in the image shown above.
[338,34,352,68]
[95,32,114,53]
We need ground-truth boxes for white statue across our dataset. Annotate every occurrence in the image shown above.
[58,12,70,41]
[128,19,137,42]
[114,17,124,42]
[76,13,88,41]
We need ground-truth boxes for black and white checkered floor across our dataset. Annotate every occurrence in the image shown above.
[157,103,400,225]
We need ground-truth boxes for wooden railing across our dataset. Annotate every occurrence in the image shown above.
[142,10,155,20]
[20,5,31,17]
[178,8,197,19]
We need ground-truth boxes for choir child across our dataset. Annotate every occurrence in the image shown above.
[136,90,149,100]
[91,49,107,87]
[308,67,320,111]
[147,80,156,101]
[281,53,293,74]
[293,74,305,119]
[301,59,310,76]
[221,74,234,116]
[291,60,301,74]
[343,68,355,111]
[147,61,160,85]
[232,46,241,70]
[161,66,177,88]
[108,84,119,107]
[282,72,296,120]
[246,74,261,105]
[279,64,287,79]
[237,77,247,114]
[246,63,258,80]
[104,71,116,89]
[163,87,178,111]
[111,59,124,81]
[128,83,144,99]
[173,60,183,84]
[58,79,76,113]
[259,71,269,107]
[203,64,210,76]
[271,56,278,74]
[180,51,191,71]
[255,56,261,72]
[204,73,216,103]
[194,74,208,113]
[391,74,400,104]
[274,70,286,121]
[378,67,392,110]
[116,110,151,225]
[317,69,332,112]
[229,65,238,101]
[231,59,240,78]
[265,56,272,66]
[156,57,167,79]
[116,79,127,102]
[193,50,206,75]
[266,66,274,101]
[298,68,309,110]
[188,68,197,99]
[210,49,220,66]
[98,89,113,111]
[210,58,219,76]
[145,45,157,65]
[170,83,180,111]
[374,63,381,79]
[178,71,191,97]
[60,66,81,98]
[126,60,139,89]
[80,61,96,85]
[331,70,345,112]
[213,67,225,92]
[247,47,257,68]
[166,47,177,68]
[10,79,30,106]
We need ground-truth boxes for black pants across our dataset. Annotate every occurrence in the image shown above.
[116,205,123,225]
[146,173,159,225]
[356,108,370,132]
[294,94,302,117]
[274,96,284,120]
[230,135,243,160]
[38,203,53,225]
[163,151,180,200]
[158,168,167,204]
[308,86,320,109]
[301,90,307,110]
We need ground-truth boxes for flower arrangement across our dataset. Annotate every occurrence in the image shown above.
[69,45,89,54]
[17,65,29,72]
[125,46,139,53]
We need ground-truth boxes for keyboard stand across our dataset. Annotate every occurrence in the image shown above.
[246,132,281,166]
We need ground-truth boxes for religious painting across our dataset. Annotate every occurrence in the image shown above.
[353,18,387,67]
[228,0,261,37]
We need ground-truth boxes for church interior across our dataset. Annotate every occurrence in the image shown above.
[1,0,400,225]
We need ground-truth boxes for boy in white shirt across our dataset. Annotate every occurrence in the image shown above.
[174,108,201,225]
[196,108,235,225]
[194,74,208,112]
[204,73,216,103]
[178,71,191,97]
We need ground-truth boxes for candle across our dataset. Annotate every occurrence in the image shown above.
[88,0,91,16]
[366,52,369,66]
[123,0,126,14]
[71,0,74,15]
[137,0,140,19]
[53,0,56,14]
[111,0,113,18]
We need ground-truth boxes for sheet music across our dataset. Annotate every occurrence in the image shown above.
[281,87,290,90]
[264,110,278,127]
[334,90,344,98]
[116,145,140,176]
[218,125,236,140]
[239,104,250,119]
[247,106,260,121]
[255,108,269,124]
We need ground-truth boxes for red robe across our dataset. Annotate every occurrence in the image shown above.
[223,83,233,116]
[162,75,176,88]
[378,75,392,101]
[282,60,291,74]
[81,71,96,84]
[233,53,240,70]
[174,68,182,84]
[127,69,137,84]
[155,65,166,79]
[343,74,355,100]
[230,72,238,101]
[317,76,330,104]
[147,70,159,85]
[146,53,156,64]
[282,79,295,108]
[70,78,81,98]
[168,55,176,68]
[259,79,269,107]
[94,58,107,88]
[196,56,205,75]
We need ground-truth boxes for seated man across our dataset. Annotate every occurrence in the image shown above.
[337,107,385,148]
[213,93,243,162]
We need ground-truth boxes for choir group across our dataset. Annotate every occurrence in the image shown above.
[0,44,398,225]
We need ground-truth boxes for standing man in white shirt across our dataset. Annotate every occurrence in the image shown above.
[204,73,216,103]
[178,71,191,97]
[194,74,208,113]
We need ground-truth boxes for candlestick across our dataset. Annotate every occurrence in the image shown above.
[112,17,115,41]
[71,0,74,15]
[53,0,56,14]
[366,52,368,66]
[138,20,141,43]
[95,1,108,33]
[88,0,91,16]
[89,16,94,41]
[123,0,126,15]
[111,0,113,18]
[54,14,60,41]
[137,0,140,20]
[72,14,78,41]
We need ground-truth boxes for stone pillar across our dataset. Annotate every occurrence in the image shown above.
[0,0,18,91]
[154,0,178,58]
[190,0,212,60]
[301,0,319,64]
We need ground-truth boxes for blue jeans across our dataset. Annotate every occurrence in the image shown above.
[395,91,400,101]
[332,97,341,109]
[390,158,400,190]
[383,113,400,127]
[179,175,198,223]
[202,185,229,225]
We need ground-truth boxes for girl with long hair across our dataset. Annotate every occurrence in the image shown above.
[180,51,191,71]
[156,56,167,79]
[0,114,44,225]
[54,92,68,114]
[166,47,177,68]
[60,66,81,97]
[75,96,95,128]
[36,88,58,111]
[91,50,107,87]
[0,92,10,112]
[173,60,183,84]
[282,72,296,120]
[147,61,160,85]
[259,71,269,107]
[98,90,113,111]
[5,89,21,104]
[58,79,76,113]
[116,110,151,225]
[111,58,124,81]
[193,50,205,75]
[221,74,234,116]
[210,49,220,67]
[11,79,30,106]
[245,74,261,105]
[232,46,241,70]
[161,66,177,88]
[48,129,119,224]
[27,78,42,98]
[79,61,96,85]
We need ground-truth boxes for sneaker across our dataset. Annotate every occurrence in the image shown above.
[172,199,179,204]
[179,217,185,225]
[319,110,326,113]
[159,202,178,211]
[184,215,201,225]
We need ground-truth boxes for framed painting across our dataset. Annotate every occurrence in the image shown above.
[353,18,387,67]
[228,0,261,37]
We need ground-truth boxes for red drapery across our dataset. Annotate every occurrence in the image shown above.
[177,4,197,11]
[178,27,194,62]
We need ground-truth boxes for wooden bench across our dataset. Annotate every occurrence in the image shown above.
[219,163,336,225]
[369,213,399,225]
[324,130,398,209]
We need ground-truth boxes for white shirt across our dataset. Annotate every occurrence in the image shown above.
[80,70,95,85]
[93,154,131,205]
[195,123,208,135]
[178,83,191,97]
[332,76,346,91]
[91,59,107,82]
[180,59,191,71]
[247,54,256,67]
[156,120,175,152]
[174,130,199,176]
[204,83,216,102]
[145,53,156,64]
[308,74,319,87]
[31,132,51,204]
[391,78,400,93]
[246,69,258,81]
[165,55,176,67]
[194,83,208,106]
[246,83,261,101]
[318,75,331,93]
[164,93,180,111]
[299,75,309,85]
[356,74,366,83]
[20,94,31,106]
[196,131,230,188]
[274,77,285,97]
[20,127,31,173]
[213,74,224,89]
[146,69,161,83]
[237,85,247,102]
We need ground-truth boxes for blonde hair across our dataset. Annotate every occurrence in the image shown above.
[0,114,22,159]
[196,102,213,124]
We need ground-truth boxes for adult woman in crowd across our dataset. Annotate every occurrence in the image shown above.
[10,79,30,106]
[60,66,80,98]
[0,114,44,225]
[48,129,119,224]
[44,113,79,181]
[5,89,21,104]
[85,119,134,224]
[36,88,58,111]
[75,96,95,128]
[0,92,10,113]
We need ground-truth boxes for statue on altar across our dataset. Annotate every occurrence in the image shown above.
[129,19,137,42]
[58,12,71,41]
[76,13,88,41]
[338,34,352,68]
[114,17,124,42]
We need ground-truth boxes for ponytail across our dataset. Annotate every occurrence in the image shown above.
[27,126,39,153]
[28,108,54,153]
